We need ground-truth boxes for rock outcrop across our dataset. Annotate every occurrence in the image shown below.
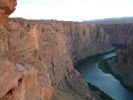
[0,1,53,100]
[0,0,16,26]
[0,60,53,100]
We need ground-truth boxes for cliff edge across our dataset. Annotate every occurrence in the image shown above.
[0,1,93,100]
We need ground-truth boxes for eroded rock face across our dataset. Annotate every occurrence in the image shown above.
[63,23,112,63]
[4,18,113,86]
[0,1,53,99]
[115,35,133,65]
[0,58,53,100]
[0,0,16,26]
[1,18,114,100]
[0,0,93,99]
[86,24,133,46]
[0,22,53,100]
[52,70,92,100]
[0,59,53,100]
[1,17,133,99]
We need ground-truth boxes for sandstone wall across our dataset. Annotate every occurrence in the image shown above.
[0,1,53,100]
[0,0,16,26]
[63,23,112,63]
[95,24,133,45]
[1,17,114,99]
[4,18,114,85]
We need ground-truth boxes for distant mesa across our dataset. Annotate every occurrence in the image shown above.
[83,17,133,24]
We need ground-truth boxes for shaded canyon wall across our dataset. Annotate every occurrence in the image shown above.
[92,24,133,46]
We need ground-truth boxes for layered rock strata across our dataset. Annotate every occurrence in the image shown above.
[0,1,53,99]
[1,0,133,99]
[4,18,113,86]
[85,24,133,46]
[0,17,114,99]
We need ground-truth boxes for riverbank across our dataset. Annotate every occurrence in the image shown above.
[75,47,116,67]
[75,48,116,100]
[87,82,113,100]
[76,51,133,100]
[99,59,133,92]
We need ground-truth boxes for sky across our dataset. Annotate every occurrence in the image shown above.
[10,0,133,21]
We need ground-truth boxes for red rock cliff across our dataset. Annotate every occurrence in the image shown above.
[2,18,95,100]
[0,0,16,26]
[1,18,133,100]
[0,1,53,100]
[0,1,94,99]
[4,18,113,86]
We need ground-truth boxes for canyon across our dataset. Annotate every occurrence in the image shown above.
[1,17,113,100]
[0,0,133,100]
[107,36,133,91]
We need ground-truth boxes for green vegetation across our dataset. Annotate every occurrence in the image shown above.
[75,54,98,67]
[99,60,113,74]
[17,33,27,40]
[99,60,124,82]
[112,44,127,49]
[87,82,113,100]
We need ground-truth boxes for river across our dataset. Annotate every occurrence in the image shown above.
[77,52,133,100]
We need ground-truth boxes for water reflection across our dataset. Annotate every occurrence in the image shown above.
[77,52,133,100]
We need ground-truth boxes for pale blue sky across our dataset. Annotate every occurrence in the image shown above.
[10,0,133,21]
